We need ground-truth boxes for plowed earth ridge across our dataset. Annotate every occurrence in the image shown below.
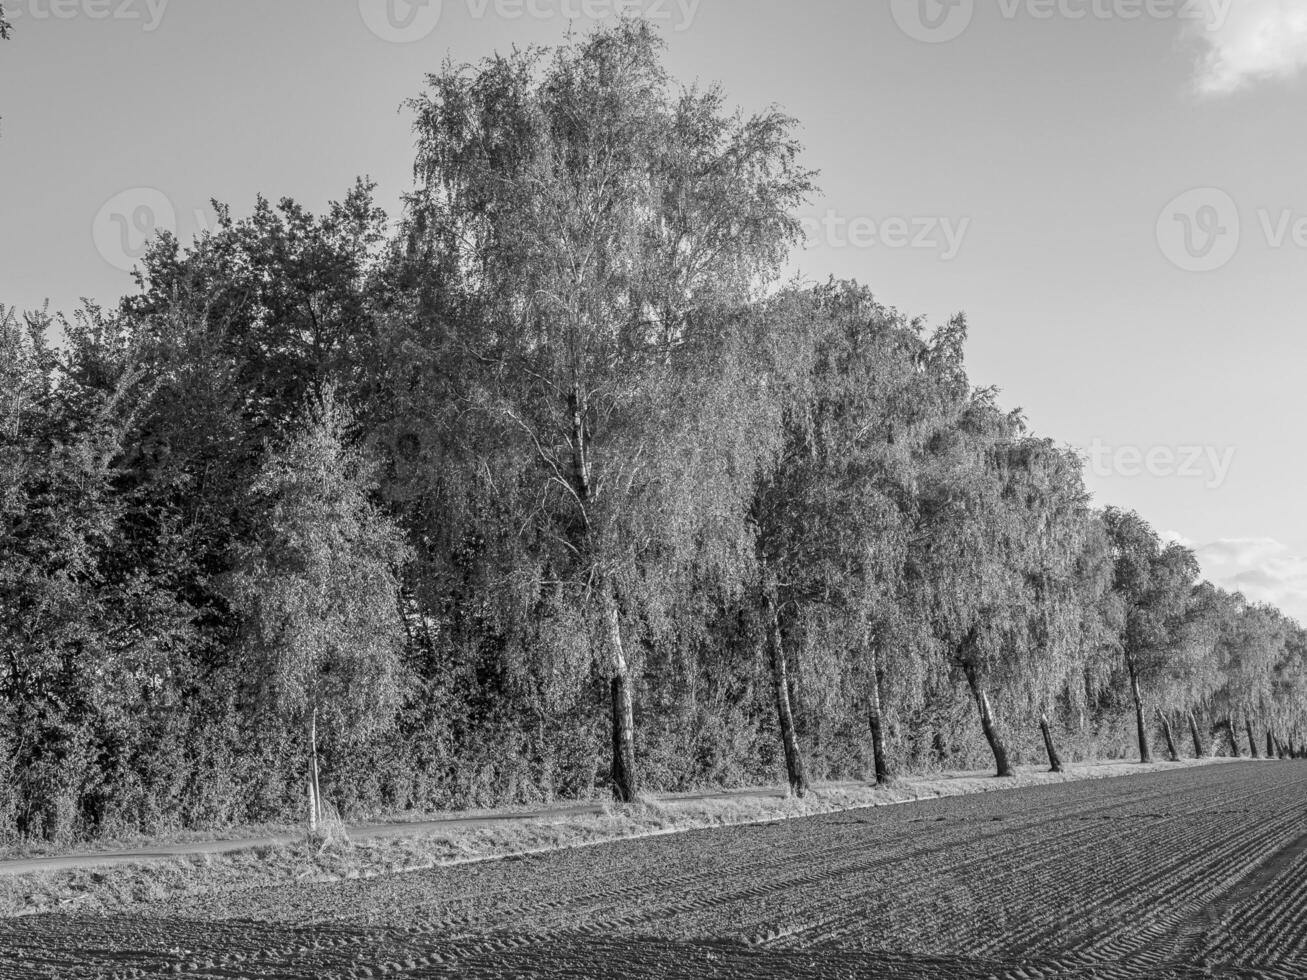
[3,762,1305,978]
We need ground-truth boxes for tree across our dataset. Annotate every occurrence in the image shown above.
[902,319,1108,778]
[1216,600,1287,758]
[397,22,812,801]
[1266,623,1307,757]
[1102,508,1199,763]
[0,305,197,840]
[0,307,111,839]
[749,282,943,789]
[1023,502,1114,775]
[1163,581,1225,757]
[228,393,410,829]
[9,19,1307,839]
[127,181,389,443]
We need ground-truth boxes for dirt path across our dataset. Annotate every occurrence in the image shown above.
[0,802,614,877]
[3,762,1305,978]
[0,759,1226,878]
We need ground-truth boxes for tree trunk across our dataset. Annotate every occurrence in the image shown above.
[932,731,948,766]
[1267,730,1277,759]
[1188,712,1205,758]
[1039,714,1064,773]
[308,707,322,832]
[764,592,808,797]
[866,644,891,786]
[1157,710,1179,762]
[963,662,1014,777]
[1247,718,1261,759]
[1225,717,1241,757]
[1129,668,1152,764]
[571,390,637,803]
[604,589,638,803]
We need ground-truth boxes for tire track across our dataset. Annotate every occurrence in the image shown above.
[5,763,1307,979]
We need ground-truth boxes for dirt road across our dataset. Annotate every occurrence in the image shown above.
[0,802,618,878]
[3,762,1305,978]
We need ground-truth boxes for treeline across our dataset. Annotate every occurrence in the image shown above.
[2,23,1304,843]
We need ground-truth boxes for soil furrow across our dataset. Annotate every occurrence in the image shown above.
[4,763,1306,979]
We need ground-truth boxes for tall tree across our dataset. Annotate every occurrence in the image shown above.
[0,305,193,839]
[397,22,812,801]
[902,319,1108,778]
[1218,601,1287,757]
[1160,581,1236,758]
[1102,508,1199,763]
[750,282,939,789]
[228,393,410,828]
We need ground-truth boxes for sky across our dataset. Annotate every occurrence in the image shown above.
[1,0,1305,621]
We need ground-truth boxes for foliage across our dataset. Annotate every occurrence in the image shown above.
[227,391,410,744]
[0,23,1302,840]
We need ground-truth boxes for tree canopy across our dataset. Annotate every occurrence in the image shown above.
[1,23,1301,841]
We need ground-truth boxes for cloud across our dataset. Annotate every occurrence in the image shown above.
[1162,530,1195,548]
[1186,537,1307,625]
[1189,0,1307,96]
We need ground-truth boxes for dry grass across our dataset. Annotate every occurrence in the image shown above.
[0,756,1250,919]
[306,800,350,854]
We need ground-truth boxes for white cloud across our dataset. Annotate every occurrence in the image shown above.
[1162,530,1194,548]
[1188,537,1307,625]
[1189,0,1307,95]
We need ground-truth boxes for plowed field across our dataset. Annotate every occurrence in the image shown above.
[4,762,1305,978]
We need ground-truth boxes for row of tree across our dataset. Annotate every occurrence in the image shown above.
[2,23,1303,842]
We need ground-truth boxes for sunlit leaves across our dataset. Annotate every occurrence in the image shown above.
[227,393,410,741]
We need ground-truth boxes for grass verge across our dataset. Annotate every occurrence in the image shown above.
[0,756,1250,918]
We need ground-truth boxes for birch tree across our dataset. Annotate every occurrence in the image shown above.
[1219,601,1287,757]
[749,282,939,789]
[229,393,410,828]
[1102,508,1199,763]
[902,318,1109,777]
[398,22,812,801]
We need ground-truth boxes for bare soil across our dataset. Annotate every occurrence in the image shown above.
[2,761,1303,978]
